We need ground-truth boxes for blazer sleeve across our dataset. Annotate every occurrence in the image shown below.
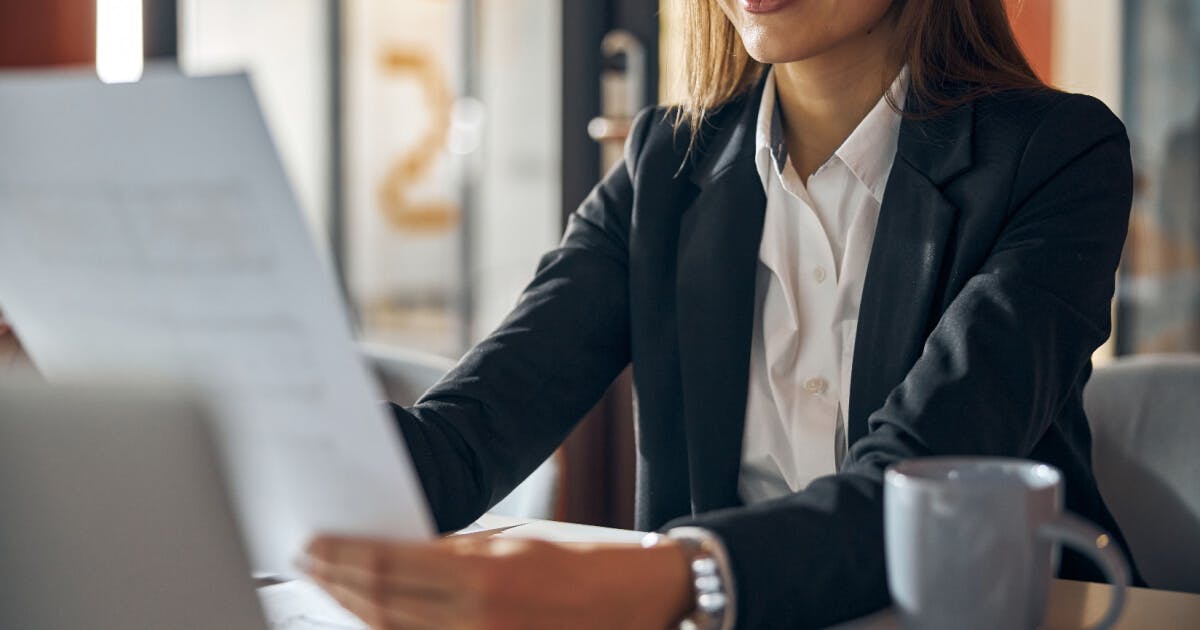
[388,108,656,533]
[666,95,1134,628]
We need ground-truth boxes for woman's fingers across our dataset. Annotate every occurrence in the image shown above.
[314,574,448,630]
[306,537,478,630]
[306,553,454,601]
[305,536,548,629]
[306,536,470,595]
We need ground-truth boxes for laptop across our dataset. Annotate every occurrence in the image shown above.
[0,384,268,629]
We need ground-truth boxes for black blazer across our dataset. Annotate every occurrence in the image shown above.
[391,78,1137,628]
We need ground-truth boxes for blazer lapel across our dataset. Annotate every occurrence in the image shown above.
[847,99,975,445]
[675,86,766,512]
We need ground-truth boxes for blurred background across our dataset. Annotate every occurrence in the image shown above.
[0,0,1196,527]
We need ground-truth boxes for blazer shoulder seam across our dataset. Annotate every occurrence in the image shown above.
[1004,93,1125,211]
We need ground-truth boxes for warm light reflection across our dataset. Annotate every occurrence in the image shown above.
[96,0,144,84]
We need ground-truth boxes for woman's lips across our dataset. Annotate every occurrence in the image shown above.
[742,0,795,14]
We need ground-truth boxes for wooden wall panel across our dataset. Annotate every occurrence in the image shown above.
[0,0,95,67]
[1006,0,1055,83]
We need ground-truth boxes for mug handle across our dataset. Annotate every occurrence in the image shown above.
[1039,513,1129,630]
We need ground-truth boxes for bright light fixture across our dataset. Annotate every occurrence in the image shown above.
[96,0,144,84]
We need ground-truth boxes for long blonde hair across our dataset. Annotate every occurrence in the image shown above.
[673,0,1045,144]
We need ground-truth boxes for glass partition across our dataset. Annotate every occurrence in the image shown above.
[180,0,562,357]
[1120,0,1200,354]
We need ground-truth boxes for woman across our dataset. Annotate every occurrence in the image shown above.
[307,0,1138,627]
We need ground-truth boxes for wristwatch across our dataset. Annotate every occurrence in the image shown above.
[642,527,737,630]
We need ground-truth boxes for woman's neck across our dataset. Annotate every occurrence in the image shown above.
[773,17,903,179]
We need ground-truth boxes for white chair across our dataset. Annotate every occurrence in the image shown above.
[1084,354,1200,594]
[360,342,560,521]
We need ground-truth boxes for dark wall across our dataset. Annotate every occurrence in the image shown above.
[560,0,659,223]
[144,0,178,59]
[557,0,658,529]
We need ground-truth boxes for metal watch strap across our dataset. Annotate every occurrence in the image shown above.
[642,528,737,630]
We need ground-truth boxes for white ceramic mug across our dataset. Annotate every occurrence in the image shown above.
[884,457,1128,630]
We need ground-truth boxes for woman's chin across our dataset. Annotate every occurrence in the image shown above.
[740,40,819,65]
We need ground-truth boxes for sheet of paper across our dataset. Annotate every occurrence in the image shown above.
[0,68,433,574]
[259,580,367,630]
[472,514,648,544]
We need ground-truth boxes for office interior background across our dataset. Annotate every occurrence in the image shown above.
[1,0,1197,529]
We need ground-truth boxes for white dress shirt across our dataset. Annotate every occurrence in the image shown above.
[739,67,909,504]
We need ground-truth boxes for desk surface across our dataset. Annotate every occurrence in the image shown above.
[829,579,1200,629]
[260,515,1200,630]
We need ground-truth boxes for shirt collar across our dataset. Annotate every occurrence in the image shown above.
[753,69,786,185]
[754,66,910,202]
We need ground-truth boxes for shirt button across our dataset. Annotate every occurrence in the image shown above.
[813,266,828,284]
[804,377,828,395]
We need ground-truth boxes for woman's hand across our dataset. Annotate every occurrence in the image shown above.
[304,533,694,630]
